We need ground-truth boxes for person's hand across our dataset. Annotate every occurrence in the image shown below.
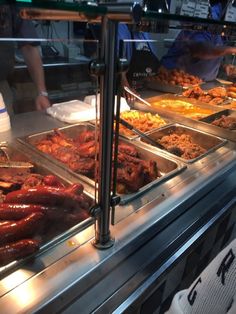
[123,85,140,104]
[35,95,51,111]
[224,64,236,78]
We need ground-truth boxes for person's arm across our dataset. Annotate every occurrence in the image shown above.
[20,44,50,111]
[188,41,236,60]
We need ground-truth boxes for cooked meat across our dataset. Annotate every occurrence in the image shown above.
[118,143,139,157]
[182,86,226,106]
[159,133,206,160]
[35,129,160,194]
[21,174,44,189]
[212,115,236,129]
[76,140,97,158]
[208,87,227,98]
[117,163,145,193]
[74,130,96,144]
[0,168,31,185]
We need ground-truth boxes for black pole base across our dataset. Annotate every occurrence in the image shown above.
[92,236,115,250]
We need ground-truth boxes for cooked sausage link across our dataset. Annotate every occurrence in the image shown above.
[0,239,39,266]
[0,212,45,245]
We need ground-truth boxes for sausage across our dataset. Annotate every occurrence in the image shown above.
[42,175,65,188]
[0,221,14,226]
[4,186,85,210]
[0,239,39,266]
[64,183,84,195]
[0,212,45,245]
[0,203,59,220]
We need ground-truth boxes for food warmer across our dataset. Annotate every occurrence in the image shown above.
[0,2,236,314]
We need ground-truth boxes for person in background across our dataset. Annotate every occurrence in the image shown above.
[161,0,236,82]
[118,22,160,101]
[0,4,50,115]
[165,238,236,314]
[224,64,236,79]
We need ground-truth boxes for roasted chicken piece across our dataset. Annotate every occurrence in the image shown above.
[75,140,97,158]
[117,163,145,193]
[74,130,96,144]
[208,87,227,98]
[118,143,139,157]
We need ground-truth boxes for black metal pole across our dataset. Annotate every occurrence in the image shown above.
[93,16,118,248]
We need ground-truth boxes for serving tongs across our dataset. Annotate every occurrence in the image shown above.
[0,161,34,169]
[0,143,34,169]
[119,118,182,157]
[124,86,152,107]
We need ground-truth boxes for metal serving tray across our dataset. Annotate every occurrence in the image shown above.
[136,124,227,163]
[199,109,236,142]
[0,143,94,278]
[18,124,185,205]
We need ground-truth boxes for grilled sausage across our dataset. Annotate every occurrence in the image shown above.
[0,221,14,226]
[4,186,85,210]
[0,239,39,266]
[42,175,65,188]
[0,203,63,220]
[0,212,45,245]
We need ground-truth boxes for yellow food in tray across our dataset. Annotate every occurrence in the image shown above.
[119,110,167,137]
[151,99,214,120]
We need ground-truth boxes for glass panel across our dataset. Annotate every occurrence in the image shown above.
[15,0,106,15]
[112,26,236,224]
[0,8,100,274]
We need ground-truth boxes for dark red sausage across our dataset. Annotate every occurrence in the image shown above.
[0,221,14,226]
[4,186,85,210]
[65,183,84,195]
[42,175,65,188]
[0,203,60,220]
[0,212,45,245]
[0,239,39,266]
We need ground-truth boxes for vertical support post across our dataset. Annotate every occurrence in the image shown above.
[93,16,117,248]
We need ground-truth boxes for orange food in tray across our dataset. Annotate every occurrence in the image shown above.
[148,67,202,87]
[119,110,167,137]
[151,99,214,120]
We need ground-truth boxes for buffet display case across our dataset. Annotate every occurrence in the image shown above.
[0,2,236,313]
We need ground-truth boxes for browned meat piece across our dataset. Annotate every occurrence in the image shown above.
[21,174,43,189]
[69,158,95,177]
[198,95,213,103]
[117,163,144,193]
[0,168,31,185]
[212,115,236,129]
[182,88,194,98]
[117,152,158,182]
[118,143,139,157]
[74,130,96,144]
[208,87,227,98]
[50,129,74,147]
[52,147,78,164]
[76,140,97,158]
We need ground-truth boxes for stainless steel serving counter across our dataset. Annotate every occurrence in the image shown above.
[0,111,236,314]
